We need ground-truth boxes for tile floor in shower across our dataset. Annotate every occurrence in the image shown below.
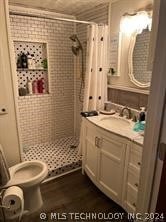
[22,136,82,179]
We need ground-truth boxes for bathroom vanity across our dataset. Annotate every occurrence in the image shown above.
[82,114,143,213]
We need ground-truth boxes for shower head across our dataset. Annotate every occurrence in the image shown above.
[69,34,85,102]
[69,34,83,56]
[69,34,78,42]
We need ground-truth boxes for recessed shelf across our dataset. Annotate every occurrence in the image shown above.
[17,68,47,71]
[19,93,49,98]
[14,40,49,96]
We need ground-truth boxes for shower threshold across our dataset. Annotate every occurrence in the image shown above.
[22,136,82,180]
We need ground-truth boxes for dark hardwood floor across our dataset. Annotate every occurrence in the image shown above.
[11,170,129,222]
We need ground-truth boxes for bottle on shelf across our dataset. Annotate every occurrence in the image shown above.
[21,53,28,68]
[32,80,38,94]
[27,52,33,69]
[17,54,22,68]
[42,58,48,69]
[31,54,36,69]
[26,77,33,95]
[37,78,44,93]
[42,78,47,93]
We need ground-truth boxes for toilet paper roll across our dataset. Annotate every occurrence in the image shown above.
[2,186,24,221]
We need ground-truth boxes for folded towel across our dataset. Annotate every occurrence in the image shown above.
[0,144,10,187]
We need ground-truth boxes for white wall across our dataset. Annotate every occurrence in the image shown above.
[109,0,153,89]
[0,0,20,166]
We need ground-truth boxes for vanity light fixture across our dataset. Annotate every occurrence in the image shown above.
[120,11,152,35]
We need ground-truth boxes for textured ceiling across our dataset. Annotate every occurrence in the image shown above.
[9,0,111,16]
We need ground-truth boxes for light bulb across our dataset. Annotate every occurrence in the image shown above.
[120,11,152,35]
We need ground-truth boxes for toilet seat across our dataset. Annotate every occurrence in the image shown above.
[5,160,48,188]
[0,144,48,216]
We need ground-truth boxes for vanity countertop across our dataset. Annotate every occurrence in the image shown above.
[86,113,144,146]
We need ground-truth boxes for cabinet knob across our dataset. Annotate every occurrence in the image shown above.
[135,183,138,188]
[132,203,136,208]
[95,137,98,147]
[0,107,8,115]
[95,137,102,148]
[137,162,141,166]
[98,138,103,148]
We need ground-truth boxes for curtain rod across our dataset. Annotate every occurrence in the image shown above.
[9,11,96,25]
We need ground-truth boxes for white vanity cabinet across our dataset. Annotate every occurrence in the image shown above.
[82,118,143,213]
[82,119,128,205]
[125,143,143,213]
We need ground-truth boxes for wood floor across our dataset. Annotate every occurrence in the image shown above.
[13,170,129,222]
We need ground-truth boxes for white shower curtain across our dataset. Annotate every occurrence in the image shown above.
[83,24,108,111]
[79,24,108,154]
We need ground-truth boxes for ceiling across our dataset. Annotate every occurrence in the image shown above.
[9,0,111,16]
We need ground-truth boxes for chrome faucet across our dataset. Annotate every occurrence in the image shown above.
[119,107,132,119]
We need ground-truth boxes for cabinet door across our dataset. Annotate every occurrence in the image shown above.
[124,143,142,212]
[98,134,126,203]
[84,122,99,181]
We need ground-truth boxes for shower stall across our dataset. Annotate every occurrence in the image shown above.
[10,6,108,181]
[10,9,90,180]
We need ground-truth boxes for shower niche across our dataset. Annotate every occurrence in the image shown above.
[13,40,49,96]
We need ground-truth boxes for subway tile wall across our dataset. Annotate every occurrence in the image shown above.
[10,15,75,149]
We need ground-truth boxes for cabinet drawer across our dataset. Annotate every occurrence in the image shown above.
[129,148,142,170]
[126,184,138,212]
[127,168,140,191]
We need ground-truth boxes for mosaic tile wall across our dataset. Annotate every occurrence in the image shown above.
[10,14,75,149]
[14,41,48,91]
[22,136,81,178]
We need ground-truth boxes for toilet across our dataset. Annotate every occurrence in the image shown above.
[3,160,48,213]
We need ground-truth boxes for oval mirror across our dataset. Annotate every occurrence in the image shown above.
[128,28,152,88]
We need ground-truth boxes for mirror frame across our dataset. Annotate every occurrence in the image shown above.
[128,32,151,88]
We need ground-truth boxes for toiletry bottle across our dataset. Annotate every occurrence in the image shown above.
[21,53,28,68]
[41,78,46,93]
[37,79,44,93]
[31,54,36,69]
[17,54,22,68]
[26,77,33,95]
[139,107,146,122]
[27,52,32,69]
[32,80,38,94]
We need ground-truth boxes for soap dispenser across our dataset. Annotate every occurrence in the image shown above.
[139,107,146,122]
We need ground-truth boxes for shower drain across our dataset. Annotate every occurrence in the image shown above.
[70,145,77,149]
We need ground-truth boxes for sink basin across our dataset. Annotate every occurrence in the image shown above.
[99,115,131,129]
